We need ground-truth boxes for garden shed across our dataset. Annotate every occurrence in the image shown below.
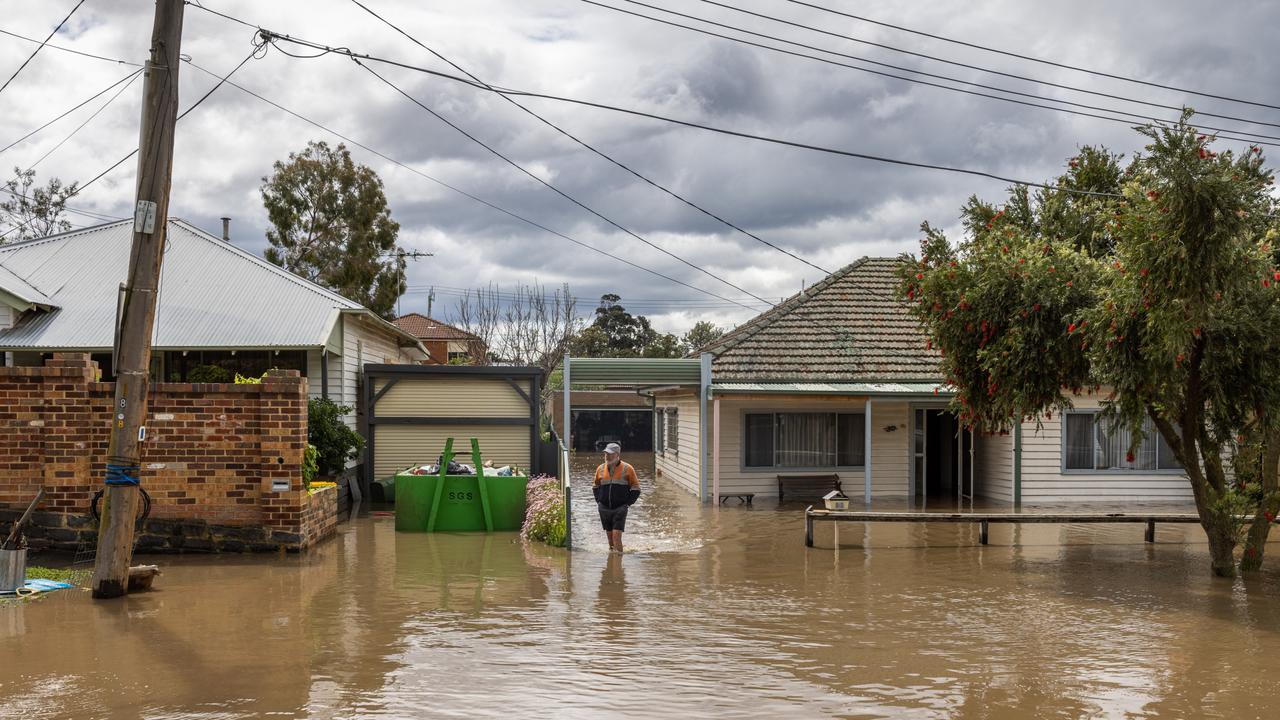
[361,365,550,497]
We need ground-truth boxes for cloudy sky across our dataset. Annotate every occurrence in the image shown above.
[1,0,1277,334]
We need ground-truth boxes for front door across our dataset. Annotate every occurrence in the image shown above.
[911,408,972,506]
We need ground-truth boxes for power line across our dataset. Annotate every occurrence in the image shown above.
[0,0,88,96]
[348,0,831,275]
[1,44,258,241]
[1,68,142,155]
[783,0,1280,114]
[349,57,771,312]
[178,57,762,310]
[257,30,1129,200]
[0,188,123,221]
[27,68,142,170]
[0,27,142,67]
[697,0,1280,130]
[586,1,1280,146]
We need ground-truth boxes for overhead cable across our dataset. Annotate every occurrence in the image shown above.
[585,1,1280,146]
[348,0,832,275]
[782,0,1280,114]
[0,0,89,96]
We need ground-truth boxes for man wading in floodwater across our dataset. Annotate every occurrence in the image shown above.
[593,442,640,553]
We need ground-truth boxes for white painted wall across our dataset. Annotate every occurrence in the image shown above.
[654,392,701,496]
[1018,393,1194,503]
[688,394,913,499]
[340,313,408,430]
[0,306,13,330]
[975,431,1015,504]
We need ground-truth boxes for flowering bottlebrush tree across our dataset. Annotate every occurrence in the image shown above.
[522,476,567,547]
[897,114,1280,577]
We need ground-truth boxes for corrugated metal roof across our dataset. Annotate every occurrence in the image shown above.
[713,381,948,396]
[0,219,406,350]
[566,357,703,386]
[0,259,55,308]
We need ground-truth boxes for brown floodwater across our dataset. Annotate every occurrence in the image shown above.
[3,456,1279,719]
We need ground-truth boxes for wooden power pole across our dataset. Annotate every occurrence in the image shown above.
[91,0,185,599]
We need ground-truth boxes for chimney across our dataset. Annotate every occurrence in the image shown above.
[220,216,231,243]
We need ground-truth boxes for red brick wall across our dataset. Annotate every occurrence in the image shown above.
[0,354,323,547]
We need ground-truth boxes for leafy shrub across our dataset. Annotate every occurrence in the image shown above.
[234,372,265,384]
[302,443,319,490]
[522,475,566,547]
[308,398,364,476]
[187,364,232,383]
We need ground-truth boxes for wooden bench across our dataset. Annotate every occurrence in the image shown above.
[718,493,755,506]
[777,474,840,504]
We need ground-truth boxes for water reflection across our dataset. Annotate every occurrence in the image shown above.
[1,456,1278,718]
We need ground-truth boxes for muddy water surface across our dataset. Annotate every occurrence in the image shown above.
[2,456,1279,719]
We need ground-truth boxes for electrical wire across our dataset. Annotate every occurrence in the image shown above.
[348,0,831,275]
[1,68,142,155]
[0,0,88,96]
[0,27,141,67]
[0,44,258,241]
[588,0,1280,146]
[257,30,1128,200]
[782,0,1280,114]
[26,68,142,170]
[352,58,773,312]
[695,0,1280,131]
[179,58,762,311]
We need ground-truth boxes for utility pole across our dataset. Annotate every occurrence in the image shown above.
[91,0,184,599]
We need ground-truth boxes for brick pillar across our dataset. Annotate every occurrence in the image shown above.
[258,369,309,545]
[40,354,97,514]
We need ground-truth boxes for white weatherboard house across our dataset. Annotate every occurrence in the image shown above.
[0,219,427,427]
[646,257,1192,506]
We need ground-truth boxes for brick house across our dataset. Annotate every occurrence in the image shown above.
[392,312,486,364]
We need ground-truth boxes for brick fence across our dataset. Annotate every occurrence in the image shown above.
[0,354,336,552]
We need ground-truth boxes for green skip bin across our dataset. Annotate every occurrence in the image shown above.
[395,438,529,533]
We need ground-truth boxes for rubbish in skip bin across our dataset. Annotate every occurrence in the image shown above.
[395,438,529,533]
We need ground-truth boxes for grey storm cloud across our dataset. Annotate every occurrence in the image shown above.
[1,0,1278,333]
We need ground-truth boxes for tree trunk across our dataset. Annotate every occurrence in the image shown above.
[1202,512,1239,578]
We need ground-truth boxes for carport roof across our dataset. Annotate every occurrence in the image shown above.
[565,357,703,386]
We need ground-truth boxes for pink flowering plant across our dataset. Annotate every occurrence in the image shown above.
[522,475,566,547]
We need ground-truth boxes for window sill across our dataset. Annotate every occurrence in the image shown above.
[742,465,865,473]
[1060,469,1186,475]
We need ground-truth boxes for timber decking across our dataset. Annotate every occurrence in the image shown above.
[803,508,1206,548]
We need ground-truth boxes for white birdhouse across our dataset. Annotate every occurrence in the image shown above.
[822,489,850,511]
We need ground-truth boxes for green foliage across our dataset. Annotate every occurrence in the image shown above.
[569,294,683,358]
[187,364,233,383]
[24,566,90,586]
[302,443,320,490]
[233,372,265,384]
[0,168,77,243]
[899,113,1280,574]
[261,140,407,318]
[308,398,364,476]
[681,320,725,352]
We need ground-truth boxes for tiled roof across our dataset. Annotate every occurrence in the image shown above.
[393,313,481,342]
[706,257,939,382]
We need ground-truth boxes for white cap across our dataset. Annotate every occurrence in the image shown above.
[604,442,622,455]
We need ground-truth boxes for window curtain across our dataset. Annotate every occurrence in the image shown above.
[775,413,836,467]
[836,413,865,466]
[1064,414,1095,469]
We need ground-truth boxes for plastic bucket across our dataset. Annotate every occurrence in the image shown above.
[0,548,27,593]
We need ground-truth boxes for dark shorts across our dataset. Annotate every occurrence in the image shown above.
[598,505,629,532]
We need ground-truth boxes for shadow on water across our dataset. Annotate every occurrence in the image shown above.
[2,454,1279,718]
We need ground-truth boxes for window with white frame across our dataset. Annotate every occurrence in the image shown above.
[744,412,865,469]
[1063,412,1183,471]
[666,409,679,454]
[655,408,666,455]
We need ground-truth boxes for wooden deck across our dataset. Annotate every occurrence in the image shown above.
[804,507,1205,547]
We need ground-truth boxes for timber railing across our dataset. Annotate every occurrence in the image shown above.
[804,508,1208,548]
